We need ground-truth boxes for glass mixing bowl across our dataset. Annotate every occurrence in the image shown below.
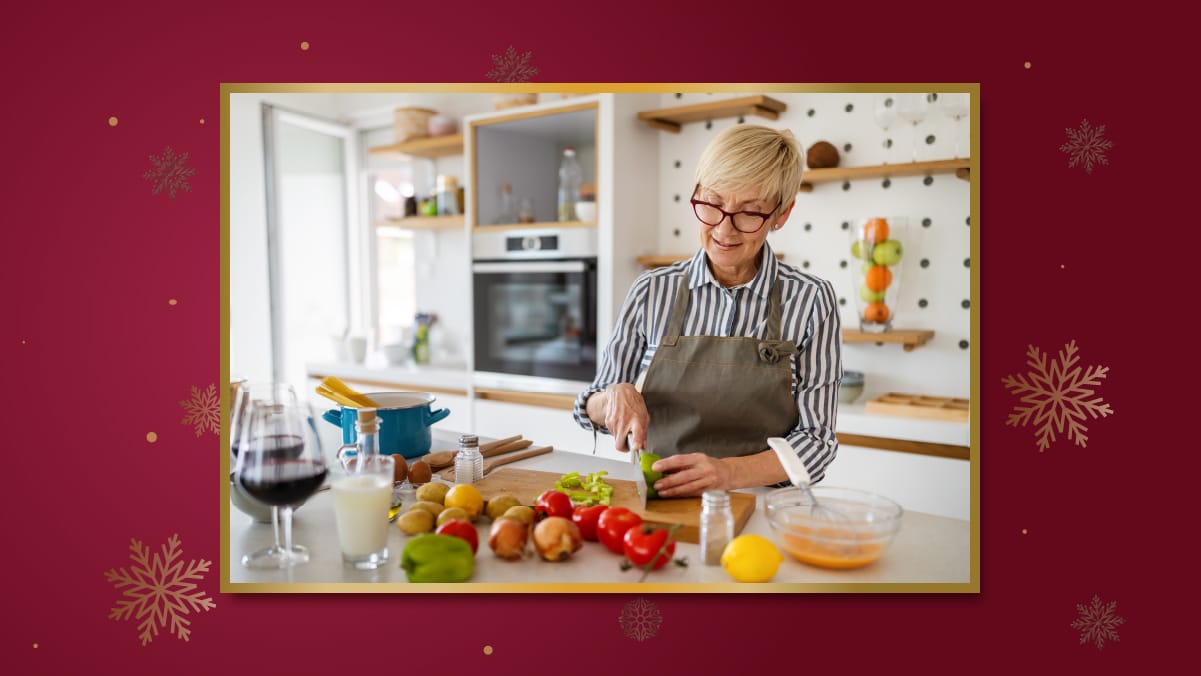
[765,486,903,569]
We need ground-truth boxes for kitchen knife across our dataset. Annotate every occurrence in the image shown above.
[628,435,649,509]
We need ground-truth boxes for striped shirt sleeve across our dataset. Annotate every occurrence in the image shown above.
[779,276,842,484]
[572,271,652,433]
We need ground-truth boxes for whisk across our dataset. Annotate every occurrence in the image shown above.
[766,437,849,524]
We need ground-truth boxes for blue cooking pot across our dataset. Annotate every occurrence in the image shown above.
[321,392,450,460]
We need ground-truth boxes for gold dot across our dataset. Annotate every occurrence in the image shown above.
[146,432,158,443]
[483,645,493,655]
[1021,528,1028,535]
[108,116,119,126]
[300,41,310,50]
[169,298,178,306]
[1024,61,1032,69]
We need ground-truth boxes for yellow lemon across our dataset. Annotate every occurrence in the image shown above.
[720,534,784,583]
[443,484,484,521]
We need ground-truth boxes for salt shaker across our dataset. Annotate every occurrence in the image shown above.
[700,490,735,565]
[454,434,483,484]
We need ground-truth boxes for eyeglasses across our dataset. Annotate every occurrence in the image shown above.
[690,198,781,234]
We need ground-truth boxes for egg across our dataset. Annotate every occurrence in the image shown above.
[408,460,432,484]
[393,455,408,483]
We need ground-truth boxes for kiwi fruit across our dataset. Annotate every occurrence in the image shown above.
[806,140,840,169]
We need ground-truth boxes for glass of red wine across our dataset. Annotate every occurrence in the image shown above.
[235,388,327,569]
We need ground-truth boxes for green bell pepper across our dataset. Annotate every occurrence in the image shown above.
[400,534,475,583]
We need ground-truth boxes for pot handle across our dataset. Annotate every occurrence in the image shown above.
[321,409,344,428]
[426,407,451,426]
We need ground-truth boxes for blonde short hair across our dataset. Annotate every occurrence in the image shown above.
[693,124,804,213]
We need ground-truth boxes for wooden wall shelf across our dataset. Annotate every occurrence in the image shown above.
[637,95,788,133]
[374,215,464,231]
[842,329,934,352]
[637,253,785,268]
[368,133,464,160]
[799,159,970,192]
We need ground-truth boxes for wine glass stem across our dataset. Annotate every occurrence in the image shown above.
[271,506,281,550]
[282,506,294,560]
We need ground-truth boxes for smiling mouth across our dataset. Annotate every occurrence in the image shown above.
[712,240,741,250]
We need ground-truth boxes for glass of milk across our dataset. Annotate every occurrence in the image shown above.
[332,455,395,570]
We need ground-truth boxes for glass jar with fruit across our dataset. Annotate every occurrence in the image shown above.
[849,217,906,333]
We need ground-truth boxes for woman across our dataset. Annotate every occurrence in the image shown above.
[573,124,842,497]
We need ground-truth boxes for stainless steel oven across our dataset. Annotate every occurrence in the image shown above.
[472,229,598,382]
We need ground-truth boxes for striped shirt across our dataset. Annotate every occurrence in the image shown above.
[573,241,842,483]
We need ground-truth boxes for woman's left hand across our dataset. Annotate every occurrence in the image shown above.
[648,453,733,498]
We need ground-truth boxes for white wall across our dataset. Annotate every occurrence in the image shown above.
[653,92,972,400]
[229,92,339,383]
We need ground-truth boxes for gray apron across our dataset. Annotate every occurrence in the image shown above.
[641,269,799,458]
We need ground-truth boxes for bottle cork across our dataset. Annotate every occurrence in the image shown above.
[357,407,378,434]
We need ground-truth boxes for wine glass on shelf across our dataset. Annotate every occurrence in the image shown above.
[235,386,328,569]
[938,93,971,159]
[895,94,929,163]
[872,95,899,164]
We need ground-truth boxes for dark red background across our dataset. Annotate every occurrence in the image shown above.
[2,1,1190,673]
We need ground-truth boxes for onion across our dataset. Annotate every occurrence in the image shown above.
[488,518,529,561]
[532,516,583,562]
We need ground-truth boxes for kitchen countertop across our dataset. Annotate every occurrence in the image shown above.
[225,431,972,591]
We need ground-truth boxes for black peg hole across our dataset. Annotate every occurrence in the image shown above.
[923,176,934,186]
[925,134,936,145]
[918,299,929,308]
[920,258,930,268]
[922,218,932,227]
[961,299,970,309]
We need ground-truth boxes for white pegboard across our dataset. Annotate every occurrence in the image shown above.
[654,92,972,399]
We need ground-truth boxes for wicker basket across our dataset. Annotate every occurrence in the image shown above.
[393,107,436,143]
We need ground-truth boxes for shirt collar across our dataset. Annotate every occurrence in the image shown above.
[690,240,778,298]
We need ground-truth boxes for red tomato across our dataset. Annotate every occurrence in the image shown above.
[535,490,574,520]
[597,506,643,554]
[623,525,676,571]
[571,504,608,541]
[435,519,479,554]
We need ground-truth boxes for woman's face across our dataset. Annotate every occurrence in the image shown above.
[695,185,792,275]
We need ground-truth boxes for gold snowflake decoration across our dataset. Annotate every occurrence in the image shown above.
[486,45,539,82]
[144,146,197,199]
[104,534,216,646]
[1071,594,1124,650]
[179,383,219,437]
[1059,119,1113,174]
[618,597,662,641]
[1002,340,1113,452]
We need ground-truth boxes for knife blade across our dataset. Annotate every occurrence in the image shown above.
[628,435,648,509]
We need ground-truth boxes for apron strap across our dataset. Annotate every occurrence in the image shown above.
[766,277,784,340]
[661,270,692,347]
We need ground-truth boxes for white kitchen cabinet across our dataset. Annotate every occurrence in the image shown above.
[820,444,969,521]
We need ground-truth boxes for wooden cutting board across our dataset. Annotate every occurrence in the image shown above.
[469,468,755,544]
[866,392,970,422]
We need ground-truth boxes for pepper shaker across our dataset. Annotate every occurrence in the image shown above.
[699,490,735,566]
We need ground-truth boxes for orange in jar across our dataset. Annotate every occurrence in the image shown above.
[864,265,892,292]
[862,218,890,244]
[862,302,890,323]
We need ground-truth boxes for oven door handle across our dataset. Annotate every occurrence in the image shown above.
[472,261,588,274]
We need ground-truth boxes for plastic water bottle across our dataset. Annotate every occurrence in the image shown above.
[557,147,581,222]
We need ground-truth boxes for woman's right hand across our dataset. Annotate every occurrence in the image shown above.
[600,383,649,452]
